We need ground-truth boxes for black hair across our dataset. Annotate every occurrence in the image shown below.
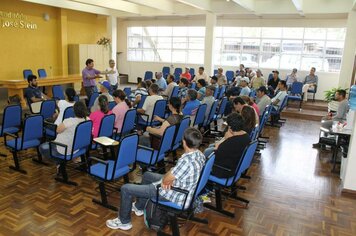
[197,79,206,87]
[240,64,245,68]
[169,97,181,113]
[167,74,175,81]
[85,58,93,66]
[199,66,204,70]
[233,96,246,105]
[65,87,76,102]
[311,67,316,71]
[140,81,147,89]
[226,113,245,132]
[187,89,198,101]
[27,74,37,83]
[241,106,256,134]
[146,80,152,88]
[113,89,132,108]
[210,76,218,81]
[98,95,109,114]
[337,89,346,98]
[183,127,203,149]
[279,80,287,89]
[73,101,88,119]
[150,83,159,94]
[137,77,143,83]
[180,78,189,87]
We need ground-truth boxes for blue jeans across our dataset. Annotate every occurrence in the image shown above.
[39,142,60,159]
[119,172,167,224]
[203,144,215,158]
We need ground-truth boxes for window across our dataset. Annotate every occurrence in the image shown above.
[215,27,346,72]
[127,26,205,64]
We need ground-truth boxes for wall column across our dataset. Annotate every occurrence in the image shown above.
[204,13,216,76]
[338,11,356,88]
[107,16,117,61]
[58,9,68,76]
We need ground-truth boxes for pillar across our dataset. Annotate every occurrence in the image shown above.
[204,13,216,76]
[107,16,117,61]
[58,9,68,76]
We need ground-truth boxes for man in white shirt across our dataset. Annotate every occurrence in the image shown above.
[137,83,163,121]
[106,59,119,91]
[162,74,177,98]
[239,77,251,96]
[256,86,271,113]
[271,80,288,110]
[193,66,209,84]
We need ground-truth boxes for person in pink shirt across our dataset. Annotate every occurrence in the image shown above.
[112,89,132,133]
[89,95,112,138]
[180,67,192,82]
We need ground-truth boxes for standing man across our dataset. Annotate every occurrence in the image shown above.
[24,75,48,113]
[302,67,318,102]
[106,59,119,92]
[82,58,102,100]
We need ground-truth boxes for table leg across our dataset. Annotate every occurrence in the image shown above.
[8,88,26,108]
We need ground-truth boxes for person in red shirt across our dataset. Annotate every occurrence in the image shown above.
[180,67,192,82]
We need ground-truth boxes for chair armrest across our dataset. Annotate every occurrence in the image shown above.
[138,113,149,126]
[213,164,233,172]
[138,144,154,152]
[89,156,108,164]
[4,132,19,149]
[44,121,57,131]
[155,184,189,211]
[88,156,110,179]
[49,141,68,160]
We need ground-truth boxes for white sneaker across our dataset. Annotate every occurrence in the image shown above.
[132,202,144,216]
[106,217,132,230]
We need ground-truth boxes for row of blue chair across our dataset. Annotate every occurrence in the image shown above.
[23,69,47,79]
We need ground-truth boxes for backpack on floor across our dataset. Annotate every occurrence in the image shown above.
[144,199,168,231]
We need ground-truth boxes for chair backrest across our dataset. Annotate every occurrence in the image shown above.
[213,87,220,99]
[193,154,215,200]
[170,86,179,98]
[291,82,303,95]
[249,125,259,141]
[123,87,132,97]
[249,90,257,98]
[114,134,139,176]
[172,117,190,150]
[144,71,153,81]
[37,69,47,78]
[162,66,170,78]
[155,125,176,163]
[232,140,258,184]
[97,114,115,138]
[88,92,99,110]
[136,95,147,109]
[278,95,289,112]
[52,85,65,100]
[174,68,182,75]
[40,100,56,119]
[216,97,228,117]
[72,120,93,155]
[189,68,195,76]
[193,104,207,127]
[0,104,22,136]
[204,100,219,126]
[22,115,43,145]
[226,70,234,84]
[108,101,116,110]
[218,85,226,99]
[190,82,197,90]
[73,95,80,102]
[62,106,75,121]
[213,69,218,75]
[151,99,167,122]
[23,69,33,79]
[120,109,137,138]
[258,105,270,136]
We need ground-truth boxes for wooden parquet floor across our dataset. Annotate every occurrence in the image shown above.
[0,118,356,236]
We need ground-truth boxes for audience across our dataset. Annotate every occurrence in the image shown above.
[162,74,177,98]
[182,89,200,116]
[154,72,167,91]
[241,105,258,134]
[241,95,260,116]
[112,90,131,134]
[133,81,148,106]
[285,68,299,88]
[106,128,205,231]
[210,76,219,89]
[215,67,227,86]
[54,87,76,125]
[271,80,288,110]
[194,66,209,83]
[137,84,163,122]
[197,79,207,101]
[239,77,251,96]
[250,69,266,90]
[256,86,271,113]
[180,67,192,82]
[91,81,114,112]
[267,70,280,95]
[302,67,318,102]
[178,78,189,99]
[25,74,48,113]
[245,68,256,80]
[89,95,113,138]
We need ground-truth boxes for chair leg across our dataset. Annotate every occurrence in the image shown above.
[123,174,130,184]
[55,162,77,186]
[170,215,180,236]
[9,151,27,174]
[204,188,235,218]
[32,147,48,165]
[92,182,118,211]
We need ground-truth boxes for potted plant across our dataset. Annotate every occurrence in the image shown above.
[324,87,348,112]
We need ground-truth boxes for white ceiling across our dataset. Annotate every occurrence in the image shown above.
[22,0,356,19]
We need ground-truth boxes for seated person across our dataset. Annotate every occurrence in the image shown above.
[180,67,192,82]
[137,83,163,122]
[313,89,349,148]
[203,113,250,178]
[91,81,114,112]
[239,77,251,96]
[209,76,219,89]
[54,87,76,125]
[24,74,48,113]
[271,80,288,110]
[112,89,131,134]
[133,81,148,106]
[139,97,183,147]
[241,105,258,134]
[177,78,189,99]
[285,68,299,88]
[154,72,167,91]
[162,74,177,98]
[193,66,209,84]
[39,101,90,171]
[89,95,113,138]
[215,67,227,86]
[255,86,271,113]
[250,69,266,90]
[241,95,260,116]
[106,128,206,231]
[245,67,256,80]
[267,70,280,96]
[202,86,216,120]
[302,67,318,102]
[182,89,201,116]
[197,79,207,101]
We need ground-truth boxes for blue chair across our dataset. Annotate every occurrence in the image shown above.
[45,106,75,140]
[136,95,147,109]
[23,69,33,79]
[40,99,56,120]
[108,101,116,110]
[212,97,228,133]
[123,87,132,97]
[213,69,218,76]
[288,82,304,110]
[170,117,190,161]
[226,70,234,84]
[63,106,75,120]
[204,140,258,217]
[0,105,22,157]
[202,100,219,129]
[91,114,115,150]
[144,71,153,81]
[190,82,197,90]
[213,87,220,99]
[137,99,167,128]
[88,92,99,111]
[38,69,47,78]
[73,95,80,102]
[170,86,179,98]
[4,115,44,174]
[174,68,182,82]
[308,85,317,102]
[89,134,138,210]
[189,68,195,77]
[49,120,93,185]
[218,85,226,100]
[136,124,176,168]
[269,95,289,127]
[153,154,215,236]
[114,109,137,141]
[52,85,65,100]
[249,125,259,141]
[162,66,170,79]
[249,89,257,98]
[192,104,207,128]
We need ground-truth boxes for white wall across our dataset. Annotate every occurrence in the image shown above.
[116,17,347,100]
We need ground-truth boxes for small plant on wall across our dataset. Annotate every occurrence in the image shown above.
[97,37,111,50]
